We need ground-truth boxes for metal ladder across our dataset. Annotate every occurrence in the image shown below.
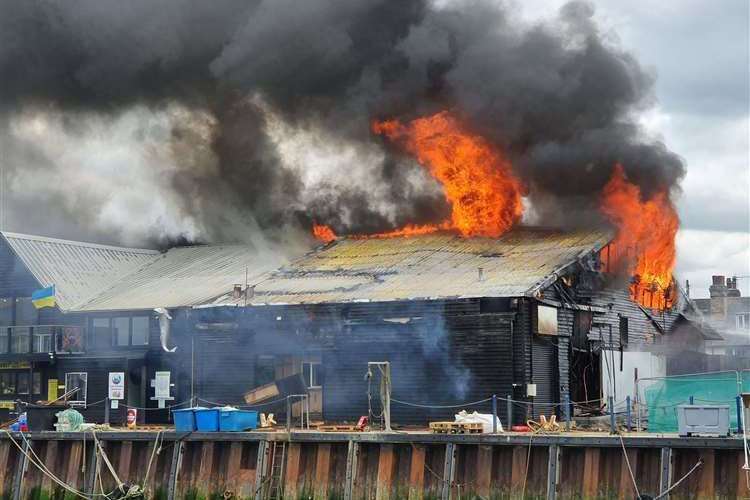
[265,441,287,499]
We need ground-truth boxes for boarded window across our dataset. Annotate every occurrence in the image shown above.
[537,305,558,335]
[32,372,41,395]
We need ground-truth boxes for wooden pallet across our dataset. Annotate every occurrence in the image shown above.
[429,421,483,434]
[317,424,362,432]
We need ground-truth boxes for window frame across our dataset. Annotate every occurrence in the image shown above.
[737,313,750,330]
[64,372,88,407]
[109,316,150,347]
[301,361,322,389]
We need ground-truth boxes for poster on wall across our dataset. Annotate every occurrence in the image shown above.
[108,372,125,400]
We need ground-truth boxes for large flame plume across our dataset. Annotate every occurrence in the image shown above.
[313,111,524,241]
[600,164,679,310]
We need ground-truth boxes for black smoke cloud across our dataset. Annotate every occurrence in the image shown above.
[0,0,684,244]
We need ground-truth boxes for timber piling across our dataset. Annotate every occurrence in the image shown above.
[0,431,746,499]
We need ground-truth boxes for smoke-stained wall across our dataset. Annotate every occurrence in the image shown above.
[0,0,684,246]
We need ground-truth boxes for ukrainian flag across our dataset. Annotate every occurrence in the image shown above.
[31,285,56,309]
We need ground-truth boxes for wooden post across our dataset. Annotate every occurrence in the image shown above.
[510,445,528,496]
[659,447,673,499]
[117,441,133,483]
[344,440,359,500]
[476,445,493,499]
[84,440,101,495]
[254,441,269,500]
[40,440,59,494]
[697,449,715,499]
[738,451,750,498]
[440,443,456,500]
[284,443,302,500]
[226,442,243,493]
[408,444,426,500]
[582,448,600,498]
[618,448,638,500]
[376,444,395,500]
[196,442,215,494]
[66,441,84,488]
[546,445,560,500]
[166,440,184,500]
[11,439,30,500]
[314,444,331,500]
[0,441,11,491]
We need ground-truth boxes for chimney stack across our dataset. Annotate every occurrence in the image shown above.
[709,275,728,319]
[232,284,243,299]
[727,276,742,297]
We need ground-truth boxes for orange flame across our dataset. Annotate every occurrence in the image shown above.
[600,164,679,310]
[312,222,337,244]
[370,111,524,238]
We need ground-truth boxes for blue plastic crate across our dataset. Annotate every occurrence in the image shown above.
[219,409,258,431]
[172,408,197,432]
[194,408,220,432]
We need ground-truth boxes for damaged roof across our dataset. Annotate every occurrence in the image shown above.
[1,232,288,312]
[1,231,158,310]
[209,226,612,306]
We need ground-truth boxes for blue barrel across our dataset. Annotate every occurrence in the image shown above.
[219,409,259,431]
[194,408,221,432]
[172,408,197,432]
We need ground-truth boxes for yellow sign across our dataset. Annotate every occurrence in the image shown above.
[0,401,14,410]
[0,362,30,370]
[48,379,58,402]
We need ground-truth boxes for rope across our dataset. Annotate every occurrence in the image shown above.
[653,459,703,499]
[618,433,641,499]
[120,400,191,411]
[391,397,492,409]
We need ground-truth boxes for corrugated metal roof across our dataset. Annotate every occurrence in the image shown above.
[209,226,613,306]
[77,245,286,311]
[1,231,158,311]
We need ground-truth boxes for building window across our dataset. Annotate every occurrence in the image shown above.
[64,373,87,406]
[737,313,750,330]
[113,317,130,346]
[111,317,150,347]
[10,327,29,354]
[32,372,41,395]
[91,318,111,349]
[131,317,149,345]
[302,362,322,388]
[0,329,7,355]
[0,373,15,394]
[17,372,29,395]
[32,326,54,353]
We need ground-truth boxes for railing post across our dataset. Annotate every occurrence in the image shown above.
[689,395,694,405]
[492,394,498,433]
[737,395,744,434]
[104,397,110,425]
[506,394,513,428]
[609,396,616,434]
[626,396,631,432]
[286,396,291,433]
[563,393,571,432]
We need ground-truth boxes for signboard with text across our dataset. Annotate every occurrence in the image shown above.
[108,372,125,400]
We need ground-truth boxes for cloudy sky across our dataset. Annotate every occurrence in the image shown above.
[520,0,749,298]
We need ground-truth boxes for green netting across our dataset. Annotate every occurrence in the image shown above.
[644,371,750,433]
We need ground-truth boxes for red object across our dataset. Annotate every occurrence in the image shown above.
[511,425,531,432]
[19,424,28,432]
[127,408,137,428]
[356,416,368,430]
